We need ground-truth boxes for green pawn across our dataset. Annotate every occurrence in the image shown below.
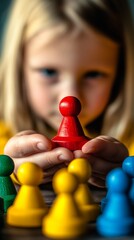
[0,155,17,213]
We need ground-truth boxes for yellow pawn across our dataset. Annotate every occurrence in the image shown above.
[7,162,48,227]
[68,158,100,222]
[42,168,86,239]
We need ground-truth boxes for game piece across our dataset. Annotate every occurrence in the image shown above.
[101,189,111,212]
[42,168,87,239]
[51,96,89,150]
[122,156,134,205]
[96,168,134,237]
[7,162,48,227]
[101,156,134,212]
[68,158,100,222]
[0,154,17,213]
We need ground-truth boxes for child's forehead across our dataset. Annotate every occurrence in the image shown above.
[26,23,86,46]
[26,24,120,52]
[24,24,120,71]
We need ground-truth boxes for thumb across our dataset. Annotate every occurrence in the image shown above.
[4,132,52,157]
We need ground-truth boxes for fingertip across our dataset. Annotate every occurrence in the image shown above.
[34,134,53,152]
[53,147,74,162]
[82,141,96,154]
[36,142,48,151]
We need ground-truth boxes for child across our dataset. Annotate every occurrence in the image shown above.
[0,0,133,187]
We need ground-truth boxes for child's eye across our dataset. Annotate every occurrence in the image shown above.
[84,71,104,79]
[39,68,57,77]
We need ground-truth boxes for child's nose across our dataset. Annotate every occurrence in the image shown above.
[59,79,81,102]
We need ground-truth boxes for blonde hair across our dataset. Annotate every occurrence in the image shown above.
[0,0,134,145]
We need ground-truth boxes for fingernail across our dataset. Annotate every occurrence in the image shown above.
[58,155,69,161]
[82,145,96,153]
[37,142,46,151]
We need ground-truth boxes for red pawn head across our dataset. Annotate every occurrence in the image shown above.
[59,96,81,116]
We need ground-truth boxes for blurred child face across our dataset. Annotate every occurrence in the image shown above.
[24,25,119,130]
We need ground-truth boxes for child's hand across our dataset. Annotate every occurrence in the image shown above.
[4,132,129,187]
[4,130,74,183]
[73,136,129,188]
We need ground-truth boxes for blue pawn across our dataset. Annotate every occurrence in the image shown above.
[101,157,134,211]
[122,156,134,205]
[101,188,111,212]
[96,168,134,237]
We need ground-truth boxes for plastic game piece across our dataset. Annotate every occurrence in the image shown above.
[51,96,89,150]
[68,158,100,222]
[7,162,48,227]
[0,154,17,213]
[96,168,134,237]
[101,188,111,212]
[42,168,87,239]
[122,156,134,204]
[101,156,134,212]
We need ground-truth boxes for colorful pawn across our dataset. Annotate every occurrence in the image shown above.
[96,168,134,237]
[42,168,86,239]
[101,155,134,211]
[51,96,89,150]
[0,154,17,212]
[68,158,100,222]
[101,189,111,212]
[122,156,134,205]
[7,162,48,227]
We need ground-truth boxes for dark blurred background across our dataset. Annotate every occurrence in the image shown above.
[0,0,12,50]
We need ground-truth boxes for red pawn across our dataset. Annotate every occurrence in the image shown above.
[52,96,89,150]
